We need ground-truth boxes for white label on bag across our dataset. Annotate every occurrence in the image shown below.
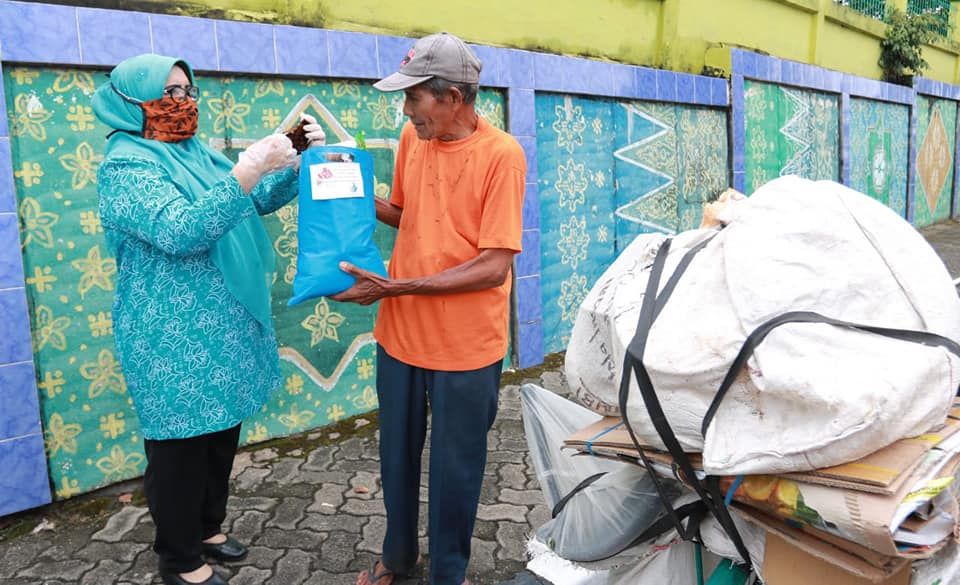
[309,162,365,200]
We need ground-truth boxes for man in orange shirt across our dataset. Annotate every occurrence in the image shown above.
[332,32,526,585]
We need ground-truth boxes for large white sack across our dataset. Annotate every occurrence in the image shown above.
[566,176,960,475]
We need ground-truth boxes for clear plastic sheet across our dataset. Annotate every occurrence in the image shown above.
[521,383,680,562]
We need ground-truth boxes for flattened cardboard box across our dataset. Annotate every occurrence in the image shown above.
[564,401,960,495]
[563,402,960,559]
[762,532,912,585]
[738,507,911,583]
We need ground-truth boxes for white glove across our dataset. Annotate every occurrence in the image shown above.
[238,134,297,176]
[300,112,327,146]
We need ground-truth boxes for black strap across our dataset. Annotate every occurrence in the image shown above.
[700,311,960,438]
[625,352,755,568]
[619,234,756,570]
[619,239,697,540]
[627,499,709,550]
[551,472,608,518]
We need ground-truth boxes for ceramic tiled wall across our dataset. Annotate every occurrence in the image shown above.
[3,0,960,515]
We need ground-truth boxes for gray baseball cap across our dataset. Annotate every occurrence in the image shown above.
[374,32,482,92]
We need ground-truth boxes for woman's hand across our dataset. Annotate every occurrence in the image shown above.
[300,112,327,147]
[232,134,297,192]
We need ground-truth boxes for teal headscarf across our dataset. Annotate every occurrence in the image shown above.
[92,54,275,329]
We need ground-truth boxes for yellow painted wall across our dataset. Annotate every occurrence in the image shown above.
[73,0,663,65]
[36,0,960,83]
[818,19,884,79]
[672,0,960,83]
[322,0,662,65]
[674,0,817,70]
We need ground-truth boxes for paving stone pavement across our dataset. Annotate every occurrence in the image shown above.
[2,221,958,585]
[0,369,567,585]
[922,219,960,281]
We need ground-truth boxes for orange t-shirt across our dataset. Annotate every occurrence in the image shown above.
[374,117,526,371]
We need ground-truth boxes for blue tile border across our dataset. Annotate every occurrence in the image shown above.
[77,7,152,66]
[0,287,33,365]
[0,61,8,136]
[676,73,695,104]
[731,48,915,106]
[0,139,14,214]
[516,230,541,278]
[507,88,536,138]
[533,52,565,92]
[0,433,52,516]
[468,43,502,87]
[517,320,544,369]
[501,49,535,90]
[907,105,919,223]
[149,14,218,71]
[215,20,276,74]
[327,30,379,79]
[516,136,538,184]
[274,25,328,77]
[656,69,677,103]
[0,213,24,290]
[610,63,636,98]
[731,74,746,192]
[376,35,413,81]
[516,276,542,323]
[0,1,80,64]
[635,67,658,101]
[954,108,960,219]
[566,57,611,96]
[840,93,851,186]
[0,361,41,440]
[521,184,540,233]
[914,77,960,100]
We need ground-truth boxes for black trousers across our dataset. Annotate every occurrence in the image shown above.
[143,424,241,574]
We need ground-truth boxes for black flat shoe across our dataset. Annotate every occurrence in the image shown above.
[160,570,228,585]
[201,535,248,562]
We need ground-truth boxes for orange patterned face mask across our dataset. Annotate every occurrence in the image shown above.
[111,83,198,142]
[140,97,198,142]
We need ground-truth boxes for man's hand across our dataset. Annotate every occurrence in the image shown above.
[330,262,395,305]
[331,248,515,304]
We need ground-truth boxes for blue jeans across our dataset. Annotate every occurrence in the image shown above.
[376,344,502,585]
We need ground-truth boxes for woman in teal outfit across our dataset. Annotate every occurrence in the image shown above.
[92,54,325,585]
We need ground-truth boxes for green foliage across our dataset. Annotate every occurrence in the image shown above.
[879,8,939,85]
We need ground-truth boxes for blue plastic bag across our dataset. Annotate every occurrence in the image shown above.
[288,145,387,305]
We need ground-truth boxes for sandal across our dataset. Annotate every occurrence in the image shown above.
[356,555,423,585]
[361,561,395,584]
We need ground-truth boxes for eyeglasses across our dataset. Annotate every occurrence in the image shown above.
[111,82,200,105]
[162,84,200,102]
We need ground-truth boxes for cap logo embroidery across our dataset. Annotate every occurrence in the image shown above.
[401,49,415,67]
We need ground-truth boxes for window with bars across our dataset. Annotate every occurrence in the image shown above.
[907,0,951,36]
[834,0,888,20]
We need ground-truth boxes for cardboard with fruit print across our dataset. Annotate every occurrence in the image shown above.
[721,446,960,559]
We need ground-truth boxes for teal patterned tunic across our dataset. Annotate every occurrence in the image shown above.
[97,158,297,440]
